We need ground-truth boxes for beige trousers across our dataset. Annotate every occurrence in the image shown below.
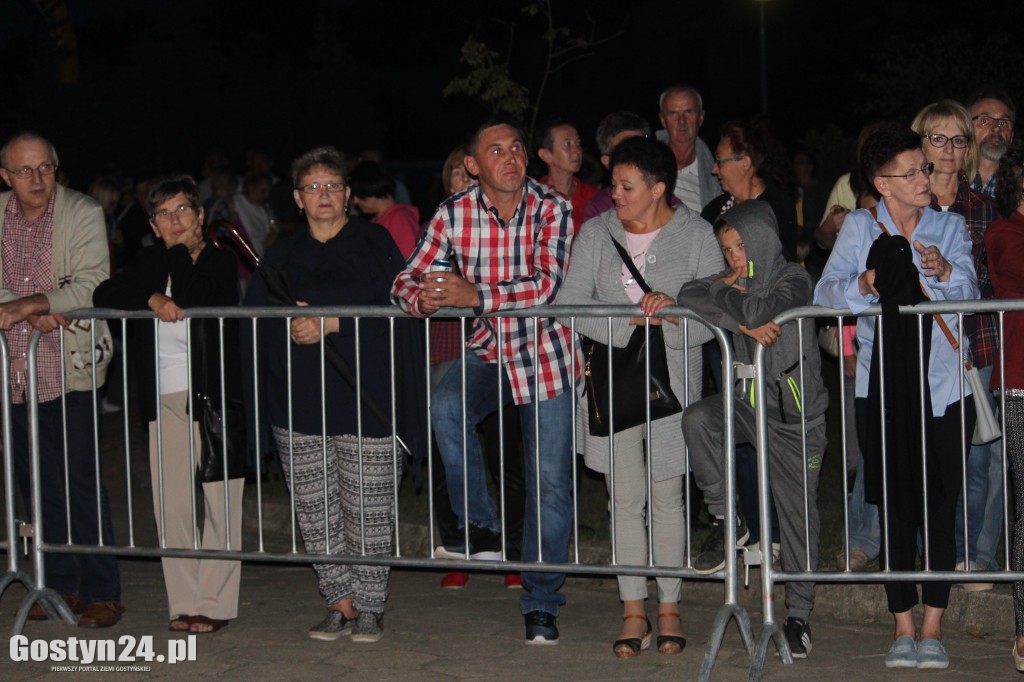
[149,391,243,620]
[605,425,685,603]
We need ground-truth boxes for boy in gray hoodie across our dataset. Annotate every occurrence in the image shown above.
[679,201,828,658]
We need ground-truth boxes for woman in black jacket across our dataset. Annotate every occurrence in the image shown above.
[93,174,243,635]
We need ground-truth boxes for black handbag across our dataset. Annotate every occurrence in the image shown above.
[584,235,683,436]
[195,322,247,482]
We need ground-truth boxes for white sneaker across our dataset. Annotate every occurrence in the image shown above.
[956,560,994,592]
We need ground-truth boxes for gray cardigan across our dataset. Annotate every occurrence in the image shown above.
[556,205,725,481]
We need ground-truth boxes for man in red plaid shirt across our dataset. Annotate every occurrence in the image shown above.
[0,132,121,628]
[392,119,578,645]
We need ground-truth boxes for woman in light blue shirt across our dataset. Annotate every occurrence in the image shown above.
[815,123,978,669]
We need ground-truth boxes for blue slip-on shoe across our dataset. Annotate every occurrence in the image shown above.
[884,636,918,668]
[916,638,949,669]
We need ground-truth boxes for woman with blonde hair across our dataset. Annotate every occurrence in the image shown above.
[911,100,1000,588]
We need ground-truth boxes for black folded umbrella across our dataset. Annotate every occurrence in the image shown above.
[208,219,412,458]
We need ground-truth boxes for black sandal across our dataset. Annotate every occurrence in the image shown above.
[657,611,686,655]
[613,614,652,658]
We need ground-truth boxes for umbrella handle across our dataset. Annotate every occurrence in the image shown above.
[208,219,261,267]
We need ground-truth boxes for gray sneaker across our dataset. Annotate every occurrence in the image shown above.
[351,612,384,643]
[309,609,355,641]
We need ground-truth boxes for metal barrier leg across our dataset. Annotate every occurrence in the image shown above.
[0,332,34,606]
[700,602,756,681]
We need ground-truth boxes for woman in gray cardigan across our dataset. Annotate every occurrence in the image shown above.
[556,137,724,656]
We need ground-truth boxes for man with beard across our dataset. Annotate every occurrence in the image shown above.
[967,90,1015,197]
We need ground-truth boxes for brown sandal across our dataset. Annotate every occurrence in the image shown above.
[613,614,652,658]
[168,615,195,632]
[189,615,229,634]
[657,611,686,655]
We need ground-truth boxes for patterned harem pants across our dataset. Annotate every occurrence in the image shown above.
[273,428,397,614]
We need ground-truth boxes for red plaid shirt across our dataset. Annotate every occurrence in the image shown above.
[393,178,579,404]
[2,192,63,403]
[931,173,998,368]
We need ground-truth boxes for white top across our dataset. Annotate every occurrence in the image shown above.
[621,229,661,303]
[673,158,702,212]
[157,279,189,395]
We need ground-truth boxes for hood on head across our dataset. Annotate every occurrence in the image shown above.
[718,201,784,291]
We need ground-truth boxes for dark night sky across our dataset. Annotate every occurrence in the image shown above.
[3,0,1023,193]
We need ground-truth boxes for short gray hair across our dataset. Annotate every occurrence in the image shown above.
[658,84,704,113]
[0,131,59,169]
[290,146,346,187]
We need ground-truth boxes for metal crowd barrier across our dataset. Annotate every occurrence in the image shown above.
[749,300,1024,680]
[7,300,1024,677]
[2,304,750,680]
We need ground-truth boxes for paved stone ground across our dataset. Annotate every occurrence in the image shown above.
[1,559,1017,681]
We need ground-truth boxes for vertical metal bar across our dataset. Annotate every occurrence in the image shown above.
[798,320,810,569]
[999,311,1010,569]
[286,319,297,554]
[27,331,46,589]
[878,314,890,571]
[460,316,469,559]
[918,314,930,569]
[644,317,654,567]
[390,316,401,557]
[154,318,167,546]
[185,319,198,550]
[119,317,135,547]
[355,316,366,556]
[425,317,436,557]
[720,327,738,606]
[218,317,232,551]
[0,332,17,573]
[319,316,330,555]
[532,315,541,562]
[58,332,71,548]
[90,322,103,545]
[570,317,579,565]
[252,317,264,553]
[497,317,507,561]
[838,315,851,571]
[607,315,616,565]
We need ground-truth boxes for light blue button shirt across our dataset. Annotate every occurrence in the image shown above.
[813,200,979,416]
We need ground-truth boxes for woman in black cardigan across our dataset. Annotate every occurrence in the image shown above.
[93,174,243,635]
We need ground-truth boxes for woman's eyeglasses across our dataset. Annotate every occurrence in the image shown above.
[879,162,934,181]
[922,134,970,149]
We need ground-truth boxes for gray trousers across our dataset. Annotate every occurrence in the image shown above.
[682,393,826,622]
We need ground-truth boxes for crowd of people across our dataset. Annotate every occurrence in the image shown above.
[2,80,1023,673]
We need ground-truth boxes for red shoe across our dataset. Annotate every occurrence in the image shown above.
[440,572,469,589]
[504,573,522,589]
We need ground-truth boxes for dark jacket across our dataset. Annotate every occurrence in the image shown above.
[93,241,242,423]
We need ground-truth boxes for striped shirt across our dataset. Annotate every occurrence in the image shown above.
[2,192,63,403]
[392,178,578,404]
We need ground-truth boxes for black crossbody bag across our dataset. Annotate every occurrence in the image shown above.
[583,235,683,436]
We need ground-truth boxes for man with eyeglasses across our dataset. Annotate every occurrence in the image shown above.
[967,89,1016,197]
[0,132,122,627]
[655,84,722,212]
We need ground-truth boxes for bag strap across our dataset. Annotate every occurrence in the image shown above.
[608,231,653,294]
[869,206,969,368]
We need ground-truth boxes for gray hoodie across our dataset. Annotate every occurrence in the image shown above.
[678,201,827,423]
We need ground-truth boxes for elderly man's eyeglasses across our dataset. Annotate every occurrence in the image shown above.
[972,115,1014,130]
[299,182,346,194]
[879,162,934,181]
[4,162,58,179]
[151,204,196,223]
[714,155,745,167]
[923,133,970,149]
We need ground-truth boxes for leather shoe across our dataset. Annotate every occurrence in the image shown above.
[78,602,125,629]
[27,595,86,621]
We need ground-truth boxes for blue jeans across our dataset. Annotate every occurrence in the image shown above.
[956,364,1004,569]
[12,391,121,603]
[847,453,881,558]
[849,400,881,558]
[431,352,574,616]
